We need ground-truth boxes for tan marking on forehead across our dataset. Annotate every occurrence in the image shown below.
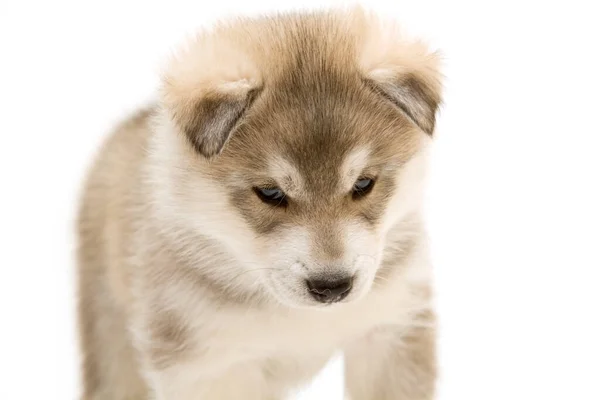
[340,146,371,192]
[268,156,305,198]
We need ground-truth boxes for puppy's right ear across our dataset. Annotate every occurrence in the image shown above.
[161,31,262,158]
[162,81,260,157]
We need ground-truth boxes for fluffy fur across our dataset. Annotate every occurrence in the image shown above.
[77,7,443,400]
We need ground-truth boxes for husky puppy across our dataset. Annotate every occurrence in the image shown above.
[77,7,442,400]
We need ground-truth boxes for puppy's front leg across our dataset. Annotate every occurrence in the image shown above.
[345,318,436,400]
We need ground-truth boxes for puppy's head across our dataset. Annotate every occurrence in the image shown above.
[156,8,442,308]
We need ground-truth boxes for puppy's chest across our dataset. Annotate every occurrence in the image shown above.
[210,295,409,358]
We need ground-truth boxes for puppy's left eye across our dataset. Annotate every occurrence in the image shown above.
[253,187,288,207]
[352,177,375,199]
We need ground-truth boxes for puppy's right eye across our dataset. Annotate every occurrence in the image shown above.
[253,187,288,207]
[352,177,375,199]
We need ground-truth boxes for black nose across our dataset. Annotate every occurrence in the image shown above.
[306,276,353,303]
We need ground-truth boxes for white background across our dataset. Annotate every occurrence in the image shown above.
[1,0,599,399]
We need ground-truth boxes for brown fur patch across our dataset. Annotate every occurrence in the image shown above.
[147,307,192,369]
[210,70,420,238]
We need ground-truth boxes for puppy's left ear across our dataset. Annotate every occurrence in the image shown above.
[356,13,443,135]
[365,68,442,135]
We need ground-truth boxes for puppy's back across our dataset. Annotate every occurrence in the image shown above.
[76,107,154,399]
